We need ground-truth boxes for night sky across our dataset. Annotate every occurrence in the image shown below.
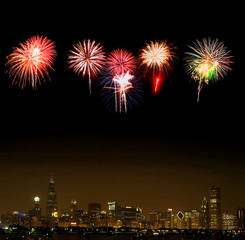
[0,2,244,218]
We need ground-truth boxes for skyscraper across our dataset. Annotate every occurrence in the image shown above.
[88,203,101,226]
[200,197,209,229]
[237,208,245,230]
[209,186,222,230]
[184,211,191,229]
[70,199,78,220]
[46,176,58,227]
[222,211,237,230]
[107,201,120,220]
[191,209,200,229]
[29,196,41,219]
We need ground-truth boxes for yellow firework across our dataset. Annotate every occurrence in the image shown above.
[139,40,175,75]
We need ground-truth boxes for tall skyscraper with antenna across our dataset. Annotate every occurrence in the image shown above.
[46,176,58,227]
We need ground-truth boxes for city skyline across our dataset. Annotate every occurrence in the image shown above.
[1,178,245,231]
[0,132,244,216]
[1,174,244,219]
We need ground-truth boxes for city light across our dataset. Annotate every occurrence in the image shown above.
[0,178,243,233]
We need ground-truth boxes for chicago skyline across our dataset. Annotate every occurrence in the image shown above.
[1,177,244,230]
[0,135,244,217]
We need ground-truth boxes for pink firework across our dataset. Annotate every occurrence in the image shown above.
[6,35,57,89]
[107,49,137,75]
[68,39,106,95]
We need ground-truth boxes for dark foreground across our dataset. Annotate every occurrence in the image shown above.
[1,231,245,240]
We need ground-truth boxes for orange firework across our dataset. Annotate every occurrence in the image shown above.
[6,35,57,89]
[140,40,176,94]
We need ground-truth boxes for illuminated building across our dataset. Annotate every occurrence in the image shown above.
[166,208,174,229]
[68,199,85,226]
[1,211,28,227]
[96,217,107,227]
[78,211,88,227]
[46,176,58,227]
[70,199,77,220]
[106,210,115,227]
[176,211,185,229]
[115,220,123,228]
[119,206,143,228]
[28,196,42,227]
[184,211,191,229]
[149,211,159,229]
[74,210,85,226]
[209,186,222,230]
[173,215,178,228]
[200,197,209,229]
[59,209,70,222]
[58,209,70,228]
[106,201,144,228]
[157,211,168,228]
[88,203,101,226]
[96,210,107,227]
[107,201,120,220]
[29,196,41,218]
[222,211,237,230]
[151,209,173,229]
[191,209,200,229]
[237,208,245,230]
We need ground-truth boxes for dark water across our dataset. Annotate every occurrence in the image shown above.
[1,233,244,240]
[51,234,129,240]
[0,234,130,240]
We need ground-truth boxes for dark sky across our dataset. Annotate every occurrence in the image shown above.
[0,2,244,218]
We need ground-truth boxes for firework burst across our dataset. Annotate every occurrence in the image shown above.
[6,35,56,89]
[68,39,106,95]
[106,49,137,110]
[139,40,176,94]
[112,71,133,113]
[100,69,143,113]
[107,49,137,75]
[185,38,233,102]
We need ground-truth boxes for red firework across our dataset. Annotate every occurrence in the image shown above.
[107,49,137,75]
[6,35,57,89]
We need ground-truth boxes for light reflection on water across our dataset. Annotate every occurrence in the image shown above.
[51,234,130,240]
[0,234,131,240]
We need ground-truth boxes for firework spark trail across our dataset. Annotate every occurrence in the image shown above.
[113,71,134,113]
[6,35,56,89]
[103,71,135,113]
[154,77,160,93]
[185,38,233,102]
[139,40,175,94]
[68,39,106,95]
[106,49,137,111]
